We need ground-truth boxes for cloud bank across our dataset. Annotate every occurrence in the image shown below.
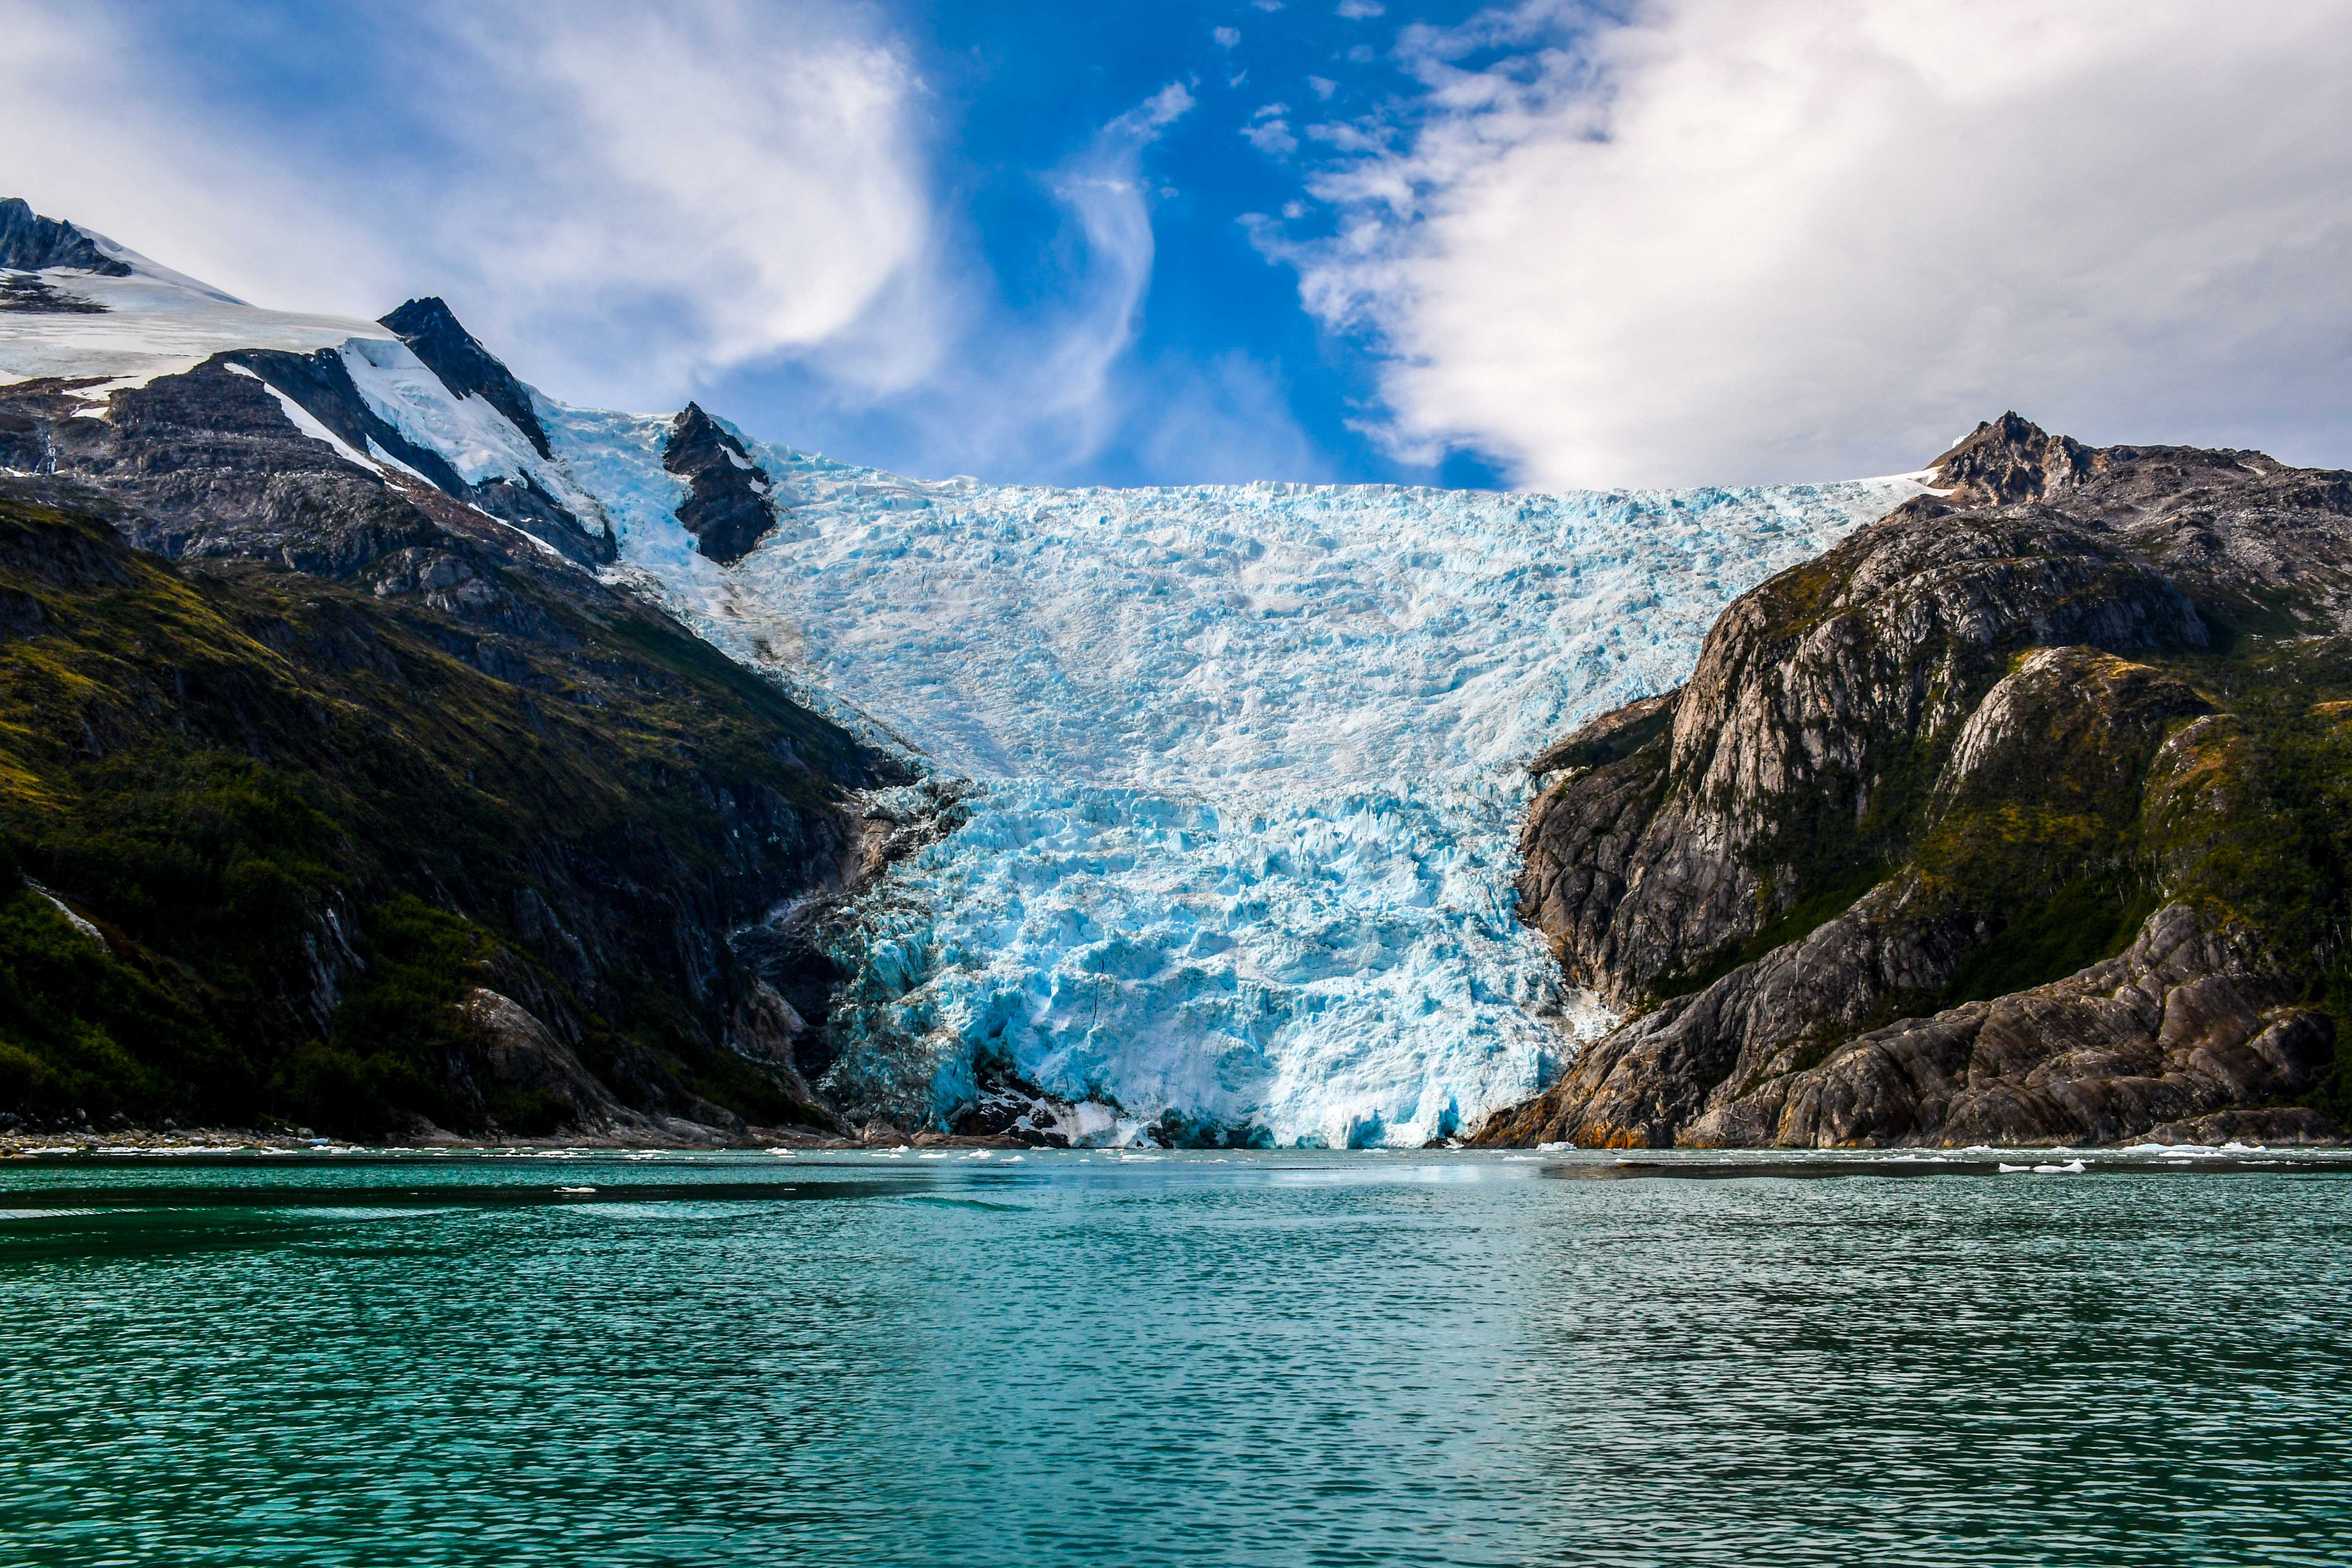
[1282,0,2352,487]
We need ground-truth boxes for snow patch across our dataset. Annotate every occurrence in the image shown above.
[235,367,384,477]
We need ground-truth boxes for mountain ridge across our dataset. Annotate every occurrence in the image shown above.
[0,205,901,1142]
[1478,415,2349,1148]
[4,202,2342,1149]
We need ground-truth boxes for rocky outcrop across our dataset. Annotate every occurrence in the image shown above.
[463,988,629,1130]
[0,197,130,276]
[1682,904,2335,1148]
[1,275,105,314]
[379,296,553,460]
[664,403,777,564]
[1513,510,2207,1007]
[0,348,615,568]
[0,372,902,1140]
[1491,898,2335,1149]
[1483,416,2352,1147]
[1481,874,1981,1148]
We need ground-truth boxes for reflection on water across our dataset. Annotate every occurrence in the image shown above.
[3,1149,2348,1567]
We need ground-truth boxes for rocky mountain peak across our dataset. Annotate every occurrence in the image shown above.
[672,401,731,449]
[663,403,778,564]
[1487,431,2352,1150]
[378,296,552,460]
[0,197,132,276]
[1929,411,2095,505]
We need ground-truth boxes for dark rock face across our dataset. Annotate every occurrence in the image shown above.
[0,357,906,1141]
[664,403,777,564]
[1514,514,2208,1008]
[1483,415,2352,1148]
[2,349,615,568]
[0,197,131,275]
[1929,411,2095,505]
[1488,896,2333,1149]
[1685,904,2334,1149]
[0,274,106,313]
[378,297,553,460]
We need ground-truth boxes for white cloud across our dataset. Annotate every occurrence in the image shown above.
[438,2,937,402]
[1214,26,1242,49]
[1243,118,1300,157]
[1307,75,1339,99]
[0,0,938,413]
[1280,0,2352,486]
[0,3,1295,485]
[737,80,1233,484]
[0,6,404,312]
[1336,1,1386,19]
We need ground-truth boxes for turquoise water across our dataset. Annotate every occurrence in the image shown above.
[3,1148,2347,1566]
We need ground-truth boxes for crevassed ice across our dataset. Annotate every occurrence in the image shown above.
[552,405,1924,1147]
[3,235,1919,1146]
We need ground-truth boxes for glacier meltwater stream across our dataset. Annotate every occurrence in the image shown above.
[550,408,1927,1147]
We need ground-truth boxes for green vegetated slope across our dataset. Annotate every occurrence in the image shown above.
[1717,626,2351,1115]
[1492,421,2352,1146]
[1681,608,2348,1015]
[0,485,871,1137]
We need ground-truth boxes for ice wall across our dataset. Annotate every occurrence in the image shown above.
[5,242,1923,1145]
[560,409,1925,1146]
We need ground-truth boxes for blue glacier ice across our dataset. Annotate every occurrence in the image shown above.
[547,404,1927,1146]
[1,234,1925,1145]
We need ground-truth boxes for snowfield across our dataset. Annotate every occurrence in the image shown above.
[6,240,1926,1146]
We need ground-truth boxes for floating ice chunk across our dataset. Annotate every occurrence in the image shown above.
[2032,1160,2087,1174]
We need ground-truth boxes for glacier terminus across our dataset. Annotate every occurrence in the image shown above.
[0,214,1928,1146]
[563,406,1925,1145]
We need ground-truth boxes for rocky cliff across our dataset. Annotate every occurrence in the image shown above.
[664,403,780,564]
[0,305,903,1143]
[1481,416,2351,1147]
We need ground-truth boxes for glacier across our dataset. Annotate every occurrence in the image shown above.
[548,404,1926,1146]
[2,238,1925,1147]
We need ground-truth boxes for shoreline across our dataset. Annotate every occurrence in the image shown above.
[5,1127,2342,1161]
[0,1124,1036,1159]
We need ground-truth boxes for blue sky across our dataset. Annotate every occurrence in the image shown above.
[722,0,1514,487]
[8,0,2352,490]
[694,0,1519,486]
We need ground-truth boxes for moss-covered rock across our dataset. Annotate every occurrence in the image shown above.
[0,475,891,1140]
[1483,416,2352,1148]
